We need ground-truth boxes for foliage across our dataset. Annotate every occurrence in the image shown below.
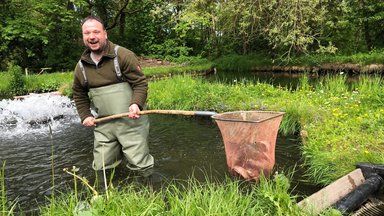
[289,49,384,66]
[0,0,79,70]
[25,72,73,94]
[2,0,384,69]
[213,54,274,71]
[38,172,323,215]
[0,71,73,98]
[147,39,192,60]
[6,64,26,96]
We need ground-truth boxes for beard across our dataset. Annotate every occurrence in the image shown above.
[86,39,107,54]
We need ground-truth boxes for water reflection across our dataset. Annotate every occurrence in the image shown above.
[207,70,309,88]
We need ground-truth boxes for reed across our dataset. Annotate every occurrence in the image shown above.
[39,171,324,215]
[1,161,5,215]
[1,162,16,216]
[48,125,56,215]
[289,49,384,66]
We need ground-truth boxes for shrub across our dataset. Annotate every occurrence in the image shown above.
[7,64,26,96]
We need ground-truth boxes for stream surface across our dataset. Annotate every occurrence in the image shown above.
[0,93,319,214]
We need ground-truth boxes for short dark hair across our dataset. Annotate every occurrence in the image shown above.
[81,15,105,29]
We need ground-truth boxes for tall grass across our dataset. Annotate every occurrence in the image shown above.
[49,125,55,215]
[289,49,384,66]
[1,161,6,215]
[213,54,274,71]
[1,162,16,216]
[39,172,331,215]
[143,58,213,77]
[0,71,73,98]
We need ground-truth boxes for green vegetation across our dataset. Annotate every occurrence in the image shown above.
[38,173,340,215]
[143,57,214,77]
[3,64,26,97]
[0,70,73,98]
[1,161,16,216]
[147,75,384,184]
[2,69,383,214]
[24,72,73,95]
[1,63,383,185]
[1,1,383,71]
[2,54,384,214]
[212,50,384,71]
[1,0,383,214]
[289,50,384,67]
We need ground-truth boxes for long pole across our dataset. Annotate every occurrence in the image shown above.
[94,110,217,124]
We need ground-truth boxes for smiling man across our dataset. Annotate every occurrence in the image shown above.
[72,15,154,182]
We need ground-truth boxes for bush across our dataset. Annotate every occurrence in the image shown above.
[148,39,192,61]
[7,64,26,96]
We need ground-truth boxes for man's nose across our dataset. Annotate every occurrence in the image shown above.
[89,32,96,38]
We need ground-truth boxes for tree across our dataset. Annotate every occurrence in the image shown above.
[349,1,384,51]
[0,0,79,70]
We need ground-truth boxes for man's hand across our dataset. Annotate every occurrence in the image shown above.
[82,116,96,127]
[128,104,141,119]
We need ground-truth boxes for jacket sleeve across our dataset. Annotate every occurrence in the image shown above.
[72,64,93,122]
[119,49,148,109]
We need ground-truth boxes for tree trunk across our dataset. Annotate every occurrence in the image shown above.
[119,12,126,37]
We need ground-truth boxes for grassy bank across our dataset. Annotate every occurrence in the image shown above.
[0,68,73,98]
[38,174,330,215]
[212,50,384,71]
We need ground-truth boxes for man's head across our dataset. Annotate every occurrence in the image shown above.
[81,16,108,54]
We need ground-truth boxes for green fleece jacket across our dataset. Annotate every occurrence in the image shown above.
[72,41,148,122]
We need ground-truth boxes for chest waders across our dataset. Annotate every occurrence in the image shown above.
[79,47,154,176]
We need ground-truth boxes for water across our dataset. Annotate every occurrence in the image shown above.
[208,70,365,89]
[207,70,308,88]
[0,94,319,214]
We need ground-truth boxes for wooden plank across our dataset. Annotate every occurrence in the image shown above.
[298,168,365,214]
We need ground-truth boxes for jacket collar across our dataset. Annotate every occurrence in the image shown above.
[80,40,117,64]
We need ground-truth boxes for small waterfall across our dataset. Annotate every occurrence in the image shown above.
[0,94,80,136]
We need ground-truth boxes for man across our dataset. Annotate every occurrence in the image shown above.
[72,15,154,179]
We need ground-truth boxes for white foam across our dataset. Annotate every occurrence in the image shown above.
[0,94,80,136]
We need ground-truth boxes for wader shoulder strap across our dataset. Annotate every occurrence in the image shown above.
[114,45,124,81]
[78,45,123,89]
[78,60,89,89]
